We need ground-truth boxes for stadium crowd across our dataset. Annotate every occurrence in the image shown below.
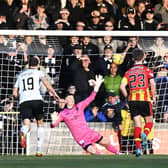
[0,35,167,125]
[0,0,168,30]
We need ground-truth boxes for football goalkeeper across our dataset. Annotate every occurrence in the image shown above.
[51,75,119,155]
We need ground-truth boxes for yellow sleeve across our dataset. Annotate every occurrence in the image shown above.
[121,77,128,85]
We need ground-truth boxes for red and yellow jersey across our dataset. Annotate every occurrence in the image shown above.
[122,64,154,101]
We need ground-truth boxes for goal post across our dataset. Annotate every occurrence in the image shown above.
[0,30,167,155]
[0,111,25,155]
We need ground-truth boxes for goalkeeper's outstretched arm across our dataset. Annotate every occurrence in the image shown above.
[50,112,63,128]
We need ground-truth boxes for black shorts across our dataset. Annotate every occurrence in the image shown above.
[129,101,153,118]
[83,136,103,151]
[20,100,44,121]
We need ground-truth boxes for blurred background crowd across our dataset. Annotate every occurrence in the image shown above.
[0,0,168,30]
[0,34,167,126]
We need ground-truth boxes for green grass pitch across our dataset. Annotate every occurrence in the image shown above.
[0,155,168,168]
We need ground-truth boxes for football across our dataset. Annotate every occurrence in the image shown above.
[113,53,124,65]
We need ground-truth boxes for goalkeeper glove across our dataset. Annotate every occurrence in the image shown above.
[50,112,59,127]
[94,75,104,92]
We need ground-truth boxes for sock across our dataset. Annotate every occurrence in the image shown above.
[144,122,153,136]
[20,125,29,136]
[106,144,119,154]
[134,127,142,149]
[36,126,44,152]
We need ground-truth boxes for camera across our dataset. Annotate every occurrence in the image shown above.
[161,24,168,30]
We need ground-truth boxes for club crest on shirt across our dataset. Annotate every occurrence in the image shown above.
[79,140,84,145]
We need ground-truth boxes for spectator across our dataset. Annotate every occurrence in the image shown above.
[103,63,122,101]
[25,35,50,58]
[81,36,99,63]
[87,10,102,30]
[66,85,76,96]
[54,8,71,29]
[0,11,13,29]
[0,0,16,29]
[0,48,24,101]
[24,35,33,46]
[155,52,168,77]
[66,0,86,27]
[36,35,49,56]
[6,35,17,52]
[98,3,112,25]
[16,35,27,54]
[94,36,126,56]
[88,0,114,19]
[87,0,106,12]
[154,0,168,26]
[63,36,80,56]
[60,43,83,89]
[148,37,168,71]
[149,37,168,61]
[136,1,146,21]
[144,0,152,7]
[161,52,168,69]
[75,21,86,30]
[51,20,69,30]
[105,0,122,24]
[101,92,122,129]
[155,74,168,123]
[85,103,106,122]
[24,35,34,56]
[0,98,17,154]
[93,44,113,76]
[29,4,49,30]
[120,108,135,154]
[143,7,160,30]
[69,54,95,103]
[15,0,35,29]
[39,65,53,96]
[0,35,7,51]
[118,7,143,30]
[121,0,136,16]
[45,0,66,25]
[119,36,140,76]
[42,46,58,84]
[104,20,114,30]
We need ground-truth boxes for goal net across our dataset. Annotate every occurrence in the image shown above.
[0,30,167,155]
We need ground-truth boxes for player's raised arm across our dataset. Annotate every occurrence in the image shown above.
[41,77,60,102]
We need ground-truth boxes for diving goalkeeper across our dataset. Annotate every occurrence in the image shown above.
[51,75,119,155]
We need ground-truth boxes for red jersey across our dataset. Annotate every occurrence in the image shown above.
[122,64,154,101]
